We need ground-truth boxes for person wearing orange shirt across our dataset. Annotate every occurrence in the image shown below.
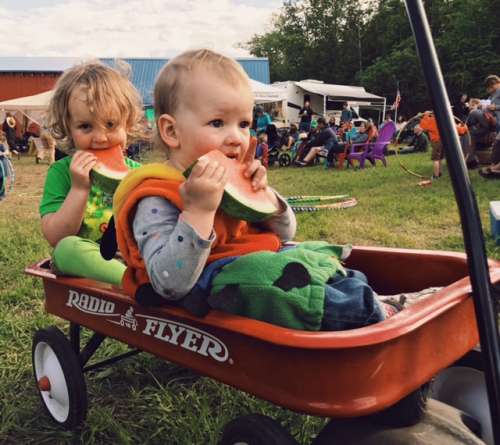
[420,111,443,179]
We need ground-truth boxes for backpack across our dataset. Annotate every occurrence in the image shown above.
[483,110,497,130]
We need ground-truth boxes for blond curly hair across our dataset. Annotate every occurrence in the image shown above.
[47,60,147,149]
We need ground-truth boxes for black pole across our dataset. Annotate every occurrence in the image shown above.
[404,2,500,444]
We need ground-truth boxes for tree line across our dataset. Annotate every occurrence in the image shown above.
[245,0,500,118]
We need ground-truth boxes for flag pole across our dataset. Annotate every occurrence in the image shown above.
[394,81,399,123]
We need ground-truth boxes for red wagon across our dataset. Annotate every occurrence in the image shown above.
[27,246,499,442]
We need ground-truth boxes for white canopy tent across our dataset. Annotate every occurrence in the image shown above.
[295,80,385,105]
[0,90,53,125]
[249,79,287,104]
[0,90,53,111]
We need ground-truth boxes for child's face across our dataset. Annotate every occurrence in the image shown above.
[487,82,500,94]
[68,86,127,151]
[163,70,254,169]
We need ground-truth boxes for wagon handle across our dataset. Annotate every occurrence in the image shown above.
[404,2,500,443]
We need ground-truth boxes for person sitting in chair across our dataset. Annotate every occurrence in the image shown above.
[349,122,369,146]
[466,98,494,169]
[295,117,342,167]
[398,125,430,154]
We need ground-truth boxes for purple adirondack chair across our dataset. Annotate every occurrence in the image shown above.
[347,121,396,168]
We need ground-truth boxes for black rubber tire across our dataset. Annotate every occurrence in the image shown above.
[32,326,87,430]
[369,382,431,428]
[219,414,298,445]
[278,153,291,167]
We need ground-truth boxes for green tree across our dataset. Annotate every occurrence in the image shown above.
[246,0,500,116]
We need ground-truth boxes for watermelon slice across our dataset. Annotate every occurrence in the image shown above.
[88,145,128,193]
[186,150,278,222]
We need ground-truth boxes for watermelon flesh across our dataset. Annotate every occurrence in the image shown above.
[88,145,128,193]
[192,150,278,222]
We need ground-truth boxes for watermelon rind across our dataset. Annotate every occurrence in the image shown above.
[90,167,127,194]
[222,183,277,222]
[183,154,278,222]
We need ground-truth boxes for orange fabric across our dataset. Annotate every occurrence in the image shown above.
[116,177,281,297]
[420,113,468,141]
[457,123,468,136]
[367,126,378,142]
[420,114,440,142]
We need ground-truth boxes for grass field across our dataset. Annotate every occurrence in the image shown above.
[1,152,499,444]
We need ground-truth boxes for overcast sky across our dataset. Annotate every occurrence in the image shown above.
[0,0,283,57]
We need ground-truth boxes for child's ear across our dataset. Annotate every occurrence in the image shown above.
[158,114,180,148]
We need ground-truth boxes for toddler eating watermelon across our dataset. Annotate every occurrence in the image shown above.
[111,49,401,331]
[40,61,145,285]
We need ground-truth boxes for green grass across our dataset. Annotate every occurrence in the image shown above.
[1,153,499,444]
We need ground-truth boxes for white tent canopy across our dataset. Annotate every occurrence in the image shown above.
[295,80,385,104]
[0,90,53,125]
[0,90,53,111]
[249,79,287,104]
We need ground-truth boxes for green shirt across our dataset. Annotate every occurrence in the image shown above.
[40,155,140,242]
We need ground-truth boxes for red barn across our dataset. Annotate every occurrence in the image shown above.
[0,57,81,101]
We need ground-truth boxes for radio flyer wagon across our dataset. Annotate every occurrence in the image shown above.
[26,247,499,443]
[26,2,500,444]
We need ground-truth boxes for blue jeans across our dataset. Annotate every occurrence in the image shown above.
[198,259,385,332]
[321,269,385,331]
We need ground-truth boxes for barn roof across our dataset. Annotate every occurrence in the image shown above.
[0,56,271,105]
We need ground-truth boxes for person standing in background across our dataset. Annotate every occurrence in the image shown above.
[255,105,272,134]
[340,102,353,124]
[2,113,17,154]
[298,100,313,132]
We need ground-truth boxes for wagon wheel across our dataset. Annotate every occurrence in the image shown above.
[32,326,87,430]
[369,382,431,428]
[278,152,291,167]
[219,414,299,445]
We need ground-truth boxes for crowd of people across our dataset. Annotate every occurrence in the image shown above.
[253,101,387,170]
[251,74,500,181]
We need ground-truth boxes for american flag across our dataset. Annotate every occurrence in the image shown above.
[391,88,401,110]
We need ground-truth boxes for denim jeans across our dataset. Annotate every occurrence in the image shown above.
[326,140,345,164]
[200,257,385,332]
[321,269,385,331]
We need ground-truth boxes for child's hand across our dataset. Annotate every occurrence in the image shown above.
[70,150,97,191]
[243,160,281,211]
[181,159,228,214]
[243,159,268,191]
